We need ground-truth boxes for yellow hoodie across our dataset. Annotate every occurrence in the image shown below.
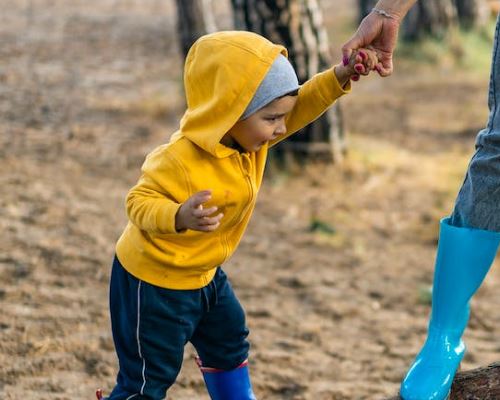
[115,31,350,289]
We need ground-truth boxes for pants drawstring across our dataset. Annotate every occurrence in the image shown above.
[212,278,218,307]
[202,286,210,312]
[201,278,219,313]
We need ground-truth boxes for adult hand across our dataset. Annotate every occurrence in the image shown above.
[175,190,223,232]
[334,48,380,85]
[342,11,402,77]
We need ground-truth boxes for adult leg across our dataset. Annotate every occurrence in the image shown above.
[190,268,255,400]
[400,16,500,400]
[106,256,201,399]
[400,219,500,400]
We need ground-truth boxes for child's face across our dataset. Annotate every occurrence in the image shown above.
[225,95,298,152]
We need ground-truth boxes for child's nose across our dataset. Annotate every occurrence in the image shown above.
[275,122,286,136]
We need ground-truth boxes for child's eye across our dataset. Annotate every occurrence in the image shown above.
[265,116,282,122]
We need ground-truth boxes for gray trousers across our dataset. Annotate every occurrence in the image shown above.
[450,15,500,231]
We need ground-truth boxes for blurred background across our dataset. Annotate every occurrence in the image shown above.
[1,0,500,399]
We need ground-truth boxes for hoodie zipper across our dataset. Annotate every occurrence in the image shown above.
[239,152,255,219]
[221,153,255,262]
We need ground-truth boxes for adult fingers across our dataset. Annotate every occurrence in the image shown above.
[342,32,367,65]
[375,59,393,77]
[342,36,362,65]
[342,14,383,64]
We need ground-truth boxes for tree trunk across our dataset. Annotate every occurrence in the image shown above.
[402,0,457,41]
[454,0,489,29]
[231,0,345,164]
[384,362,500,400]
[357,0,378,22]
[175,0,216,59]
[358,1,452,41]
[359,1,486,41]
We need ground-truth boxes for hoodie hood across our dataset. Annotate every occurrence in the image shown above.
[177,31,287,158]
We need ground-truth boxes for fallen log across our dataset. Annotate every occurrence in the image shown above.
[384,362,500,400]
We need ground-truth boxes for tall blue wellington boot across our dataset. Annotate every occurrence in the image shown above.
[197,358,257,400]
[400,217,500,400]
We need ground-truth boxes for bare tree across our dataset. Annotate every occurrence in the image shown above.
[231,0,346,164]
[402,0,457,40]
[358,0,378,22]
[454,0,486,29]
[175,0,216,59]
[358,0,487,40]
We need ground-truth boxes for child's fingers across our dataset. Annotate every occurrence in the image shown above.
[195,215,223,232]
[356,48,378,71]
[368,52,379,70]
[198,213,224,227]
[193,206,218,218]
[190,190,212,208]
[362,53,374,70]
[198,222,221,232]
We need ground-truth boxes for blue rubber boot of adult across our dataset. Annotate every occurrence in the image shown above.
[198,359,256,400]
[400,217,500,400]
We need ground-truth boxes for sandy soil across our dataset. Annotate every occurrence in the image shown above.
[1,1,500,399]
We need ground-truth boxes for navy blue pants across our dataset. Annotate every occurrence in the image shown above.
[108,256,250,399]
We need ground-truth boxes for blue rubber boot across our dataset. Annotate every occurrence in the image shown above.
[198,358,257,400]
[400,217,500,400]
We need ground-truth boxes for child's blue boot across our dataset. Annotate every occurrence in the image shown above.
[197,358,257,400]
[400,217,500,400]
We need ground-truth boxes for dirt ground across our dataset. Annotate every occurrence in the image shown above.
[1,1,500,399]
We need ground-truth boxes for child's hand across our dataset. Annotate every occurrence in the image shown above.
[334,47,379,86]
[350,48,379,80]
[175,190,224,232]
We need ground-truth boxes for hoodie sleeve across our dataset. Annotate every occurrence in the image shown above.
[126,147,187,234]
[269,68,351,146]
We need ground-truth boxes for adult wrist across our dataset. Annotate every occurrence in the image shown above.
[371,7,396,20]
[374,0,416,22]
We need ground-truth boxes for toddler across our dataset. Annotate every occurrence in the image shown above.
[99,30,378,399]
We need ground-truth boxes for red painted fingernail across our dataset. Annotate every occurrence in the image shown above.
[351,74,360,81]
[354,64,364,73]
[359,50,367,60]
[343,56,349,66]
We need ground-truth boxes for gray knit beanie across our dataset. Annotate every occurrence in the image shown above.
[240,54,299,120]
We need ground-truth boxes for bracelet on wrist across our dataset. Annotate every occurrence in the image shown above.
[371,7,395,19]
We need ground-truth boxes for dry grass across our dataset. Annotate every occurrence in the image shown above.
[1,1,500,399]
